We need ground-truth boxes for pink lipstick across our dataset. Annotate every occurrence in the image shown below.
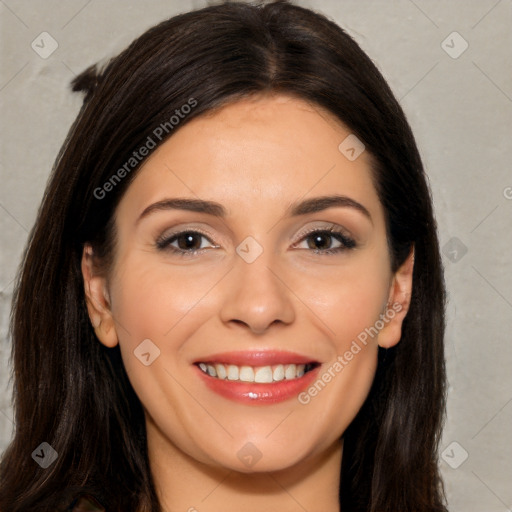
[194,351,320,404]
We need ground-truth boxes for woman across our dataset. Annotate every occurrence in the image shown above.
[0,1,447,511]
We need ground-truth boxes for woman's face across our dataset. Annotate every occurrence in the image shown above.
[84,93,412,473]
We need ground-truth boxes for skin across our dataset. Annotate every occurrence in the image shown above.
[82,93,413,512]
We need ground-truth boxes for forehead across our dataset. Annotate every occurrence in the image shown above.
[118,93,382,222]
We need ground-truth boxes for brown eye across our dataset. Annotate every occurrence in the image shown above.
[175,232,204,250]
[295,229,356,254]
[156,230,217,254]
[307,233,335,250]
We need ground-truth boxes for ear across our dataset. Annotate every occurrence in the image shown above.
[377,247,414,349]
[81,244,118,348]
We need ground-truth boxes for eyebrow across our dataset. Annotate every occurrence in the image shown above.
[287,195,371,220]
[138,198,226,222]
[137,194,372,223]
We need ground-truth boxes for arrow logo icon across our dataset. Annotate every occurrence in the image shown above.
[237,442,262,467]
[441,441,468,469]
[31,32,59,59]
[32,442,58,468]
[236,236,263,263]
[441,31,468,59]
[134,339,161,366]
[338,134,365,161]
[442,237,467,263]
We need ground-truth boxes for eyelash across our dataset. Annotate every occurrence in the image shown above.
[155,229,217,257]
[155,227,356,257]
[294,226,356,254]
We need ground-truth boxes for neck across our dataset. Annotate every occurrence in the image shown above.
[146,415,343,512]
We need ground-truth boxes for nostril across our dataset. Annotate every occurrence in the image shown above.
[228,318,271,335]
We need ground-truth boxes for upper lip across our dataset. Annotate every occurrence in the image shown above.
[194,350,319,366]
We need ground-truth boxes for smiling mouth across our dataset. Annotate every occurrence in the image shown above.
[196,362,318,383]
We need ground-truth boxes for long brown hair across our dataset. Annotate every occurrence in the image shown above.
[0,1,447,510]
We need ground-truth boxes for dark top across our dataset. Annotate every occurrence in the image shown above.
[67,494,105,511]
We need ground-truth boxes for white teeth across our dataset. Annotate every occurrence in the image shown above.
[254,366,273,383]
[198,362,313,382]
[239,366,255,382]
[284,364,297,380]
[227,365,239,380]
[215,364,227,380]
[273,364,285,381]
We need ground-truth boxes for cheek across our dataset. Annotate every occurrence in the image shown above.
[289,254,390,423]
[295,252,391,348]
[106,258,222,444]
[106,253,229,411]
[292,292,382,441]
[109,254,224,347]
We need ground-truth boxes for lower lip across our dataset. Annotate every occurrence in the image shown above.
[195,365,321,404]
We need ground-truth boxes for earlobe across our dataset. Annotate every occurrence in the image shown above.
[378,247,414,349]
[81,244,118,348]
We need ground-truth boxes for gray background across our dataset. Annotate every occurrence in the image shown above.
[1,0,511,510]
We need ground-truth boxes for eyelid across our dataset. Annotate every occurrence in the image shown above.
[290,223,357,253]
[155,222,356,255]
[293,222,353,243]
[155,226,219,252]
[156,224,216,242]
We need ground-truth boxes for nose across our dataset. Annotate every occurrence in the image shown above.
[219,252,296,335]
